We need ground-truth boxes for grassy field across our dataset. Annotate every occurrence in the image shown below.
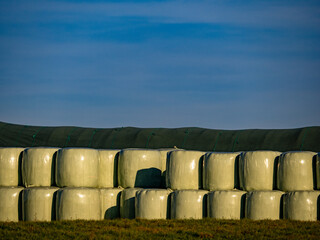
[1,219,320,239]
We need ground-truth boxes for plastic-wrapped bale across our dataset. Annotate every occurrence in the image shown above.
[120,188,142,219]
[158,149,176,187]
[277,151,316,191]
[239,151,281,191]
[56,148,100,188]
[0,187,24,222]
[207,190,246,220]
[56,187,100,220]
[166,150,206,190]
[203,152,240,191]
[317,153,320,190]
[22,187,59,221]
[170,190,208,219]
[118,149,162,188]
[0,147,24,186]
[245,191,284,220]
[22,147,59,187]
[135,189,172,219]
[283,191,320,221]
[100,188,123,220]
[98,150,120,188]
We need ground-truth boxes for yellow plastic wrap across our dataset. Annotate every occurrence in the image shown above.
[22,147,60,187]
[239,151,281,191]
[207,190,246,219]
[56,148,100,188]
[245,191,284,220]
[98,150,120,188]
[56,187,100,220]
[99,188,123,219]
[22,187,59,221]
[118,149,162,188]
[166,150,206,190]
[170,190,208,219]
[277,151,316,191]
[135,189,172,219]
[0,147,24,186]
[283,191,320,221]
[0,187,24,222]
[120,188,142,219]
[159,149,176,187]
[203,152,240,190]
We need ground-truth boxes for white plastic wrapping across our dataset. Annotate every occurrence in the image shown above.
[118,149,162,188]
[277,151,316,191]
[120,188,142,219]
[239,151,281,191]
[203,152,240,190]
[170,190,208,219]
[98,150,120,188]
[56,187,100,220]
[0,187,24,222]
[283,191,320,221]
[0,147,24,186]
[245,191,284,220]
[56,148,100,188]
[166,150,206,190]
[317,153,320,190]
[22,187,59,221]
[100,188,123,219]
[22,147,60,187]
[159,149,175,187]
[135,189,172,219]
[207,190,246,220]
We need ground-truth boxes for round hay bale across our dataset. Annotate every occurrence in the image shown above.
[135,189,172,219]
[22,147,60,187]
[0,147,24,186]
[120,188,142,219]
[99,188,123,219]
[166,150,206,190]
[22,187,59,221]
[98,150,120,188]
[0,187,24,222]
[56,187,100,220]
[239,151,281,191]
[118,149,162,188]
[245,190,284,220]
[56,148,100,188]
[277,151,316,191]
[207,190,246,219]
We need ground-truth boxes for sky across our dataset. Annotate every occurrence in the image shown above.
[0,0,319,130]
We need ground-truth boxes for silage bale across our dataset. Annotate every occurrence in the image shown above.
[245,191,284,220]
[277,151,316,191]
[0,147,24,186]
[118,149,162,188]
[0,187,24,222]
[283,191,320,221]
[166,150,206,190]
[56,148,100,188]
[98,149,120,188]
[135,189,172,219]
[22,147,60,187]
[207,190,246,220]
[317,153,320,190]
[22,187,59,221]
[56,187,100,220]
[239,151,281,191]
[120,188,142,219]
[170,190,208,219]
[99,188,123,220]
[203,152,240,191]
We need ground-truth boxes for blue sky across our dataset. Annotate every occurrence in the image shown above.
[0,0,319,129]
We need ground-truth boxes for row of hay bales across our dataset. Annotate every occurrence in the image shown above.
[0,147,320,222]
[0,147,320,190]
[0,187,319,221]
